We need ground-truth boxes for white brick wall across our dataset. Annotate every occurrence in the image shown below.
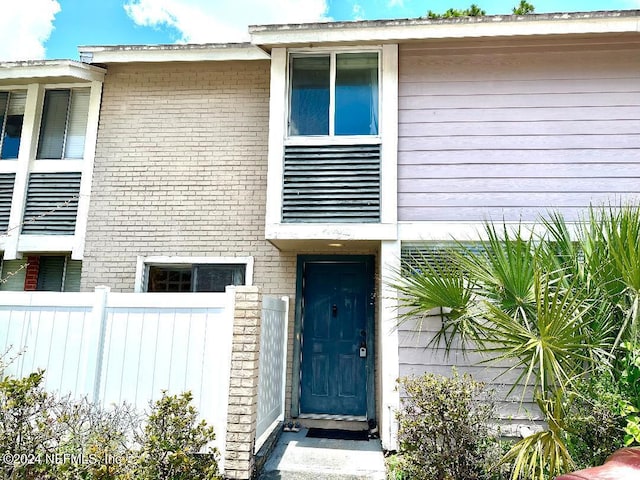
[81,61,296,297]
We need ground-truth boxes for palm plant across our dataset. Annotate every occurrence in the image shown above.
[391,206,640,479]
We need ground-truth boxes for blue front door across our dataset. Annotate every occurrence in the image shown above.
[299,258,373,416]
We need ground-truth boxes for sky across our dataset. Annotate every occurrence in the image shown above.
[0,0,638,62]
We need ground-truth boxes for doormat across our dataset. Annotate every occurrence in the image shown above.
[306,428,369,441]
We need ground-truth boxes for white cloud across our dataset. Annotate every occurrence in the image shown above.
[352,3,365,20]
[124,0,329,44]
[0,0,60,61]
[387,0,404,6]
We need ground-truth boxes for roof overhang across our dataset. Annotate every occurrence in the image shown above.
[0,60,105,86]
[250,10,640,48]
[78,42,270,64]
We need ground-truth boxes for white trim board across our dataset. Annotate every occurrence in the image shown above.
[134,256,255,293]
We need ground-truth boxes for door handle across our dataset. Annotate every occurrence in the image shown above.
[332,304,338,317]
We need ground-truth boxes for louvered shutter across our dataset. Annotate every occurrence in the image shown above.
[22,172,81,234]
[282,144,380,223]
[0,259,26,291]
[0,173,15,233]
[36,256,65,291]
[63,259,82,292]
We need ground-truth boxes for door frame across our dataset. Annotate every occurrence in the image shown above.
[291,254,376,421]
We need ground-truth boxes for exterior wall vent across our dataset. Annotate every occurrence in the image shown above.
[0,173,15,233]
[22,172,81,235]
[282,144,381,223]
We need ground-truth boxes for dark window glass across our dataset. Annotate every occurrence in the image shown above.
[146,264,246,292]
[289,56,330,135]
[36,256,66,291]
[335,53,378,135]
[147,266,192,292]
[0,91,26,159]
[193,264,245,292]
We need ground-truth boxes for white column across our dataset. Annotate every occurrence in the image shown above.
[73,81,104,259]
[379,239,401,450]
[4,84,43,259]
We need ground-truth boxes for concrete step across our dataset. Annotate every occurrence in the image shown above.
[258,429,386,480]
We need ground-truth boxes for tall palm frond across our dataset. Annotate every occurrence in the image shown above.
[502,391,575,480]
[457,222,537,323]
[480,272,594,397]
[389,248,479,353]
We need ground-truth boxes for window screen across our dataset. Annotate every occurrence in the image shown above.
[289,56,330,136]
[36,256,66,291]
[37,89,90,159]
[193,264,245,292]
[335,53,379,135]
[288,52,379,137]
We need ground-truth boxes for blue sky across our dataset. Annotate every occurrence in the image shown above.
[1,0,637,61]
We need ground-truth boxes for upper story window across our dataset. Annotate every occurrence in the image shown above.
[288,52,379,137]
[37,88,90,159]
[0,91,27,159]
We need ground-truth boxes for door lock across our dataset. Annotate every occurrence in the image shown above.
[359,341,367,358]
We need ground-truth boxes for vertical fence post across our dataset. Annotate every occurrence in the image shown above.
[279,296,290,423]
[224,286,262,480]
[91,286,110,404]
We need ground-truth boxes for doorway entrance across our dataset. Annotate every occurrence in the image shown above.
[294,256,375,419]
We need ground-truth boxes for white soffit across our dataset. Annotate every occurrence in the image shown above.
[79,43,270,63]
[250,10,640,46]
[0,60,106,84]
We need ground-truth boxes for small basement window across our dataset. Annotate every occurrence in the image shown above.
[140,257,252,293]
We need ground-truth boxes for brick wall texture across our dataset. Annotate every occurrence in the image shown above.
[23,255,40,290]
[225,286,262,480]
[81,60,296,297]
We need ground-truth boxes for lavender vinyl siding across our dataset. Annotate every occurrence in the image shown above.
[398,40,640,222]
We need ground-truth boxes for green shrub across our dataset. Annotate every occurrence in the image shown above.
[135,391,221,480]
[0,357,220,480]
[618,342,640,446]
[53,399,139,480]
[563,371,626,470]
[0,369,60,479]
[396,370,505,480]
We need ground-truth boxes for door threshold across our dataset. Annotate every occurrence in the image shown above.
[298,413,367,422]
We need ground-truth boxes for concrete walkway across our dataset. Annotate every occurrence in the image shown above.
[258,428,387,480]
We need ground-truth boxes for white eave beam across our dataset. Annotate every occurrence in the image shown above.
[250,12,640,46]
[79,44,270,63]
[0,60,106,83]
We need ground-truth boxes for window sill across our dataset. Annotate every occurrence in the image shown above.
[284,135,381,146]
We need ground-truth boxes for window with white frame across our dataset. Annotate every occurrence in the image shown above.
[37,88,91,159]
[138,257,253,293]
[0,90,27,159]
[288,51,379,137]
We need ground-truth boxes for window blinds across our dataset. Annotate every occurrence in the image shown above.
[37,88,90,159]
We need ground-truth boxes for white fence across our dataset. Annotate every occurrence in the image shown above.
[255,295,289,452]
[0,287,235,464]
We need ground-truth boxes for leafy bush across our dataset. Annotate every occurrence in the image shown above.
[0,369,60,479]
[563,369,627,470]
[53,399,139,480]
[0,359,220,480]
[396,370,506,480]
[135,391,220,480]
[618,342,640,446]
